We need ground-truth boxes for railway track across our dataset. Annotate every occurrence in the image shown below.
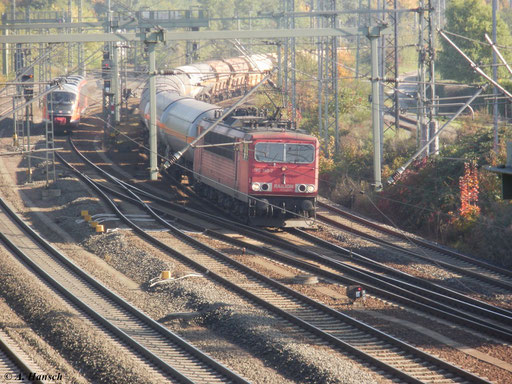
[65,138,493,384]
[0,330,46,384]
[0,196,248,384]
[316,199,512,299]
[66,135,512,341]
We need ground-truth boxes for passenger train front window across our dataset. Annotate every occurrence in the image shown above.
[255,142,314,164]
[49,92,76,104]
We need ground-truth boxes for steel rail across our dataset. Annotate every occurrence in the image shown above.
[292,226,512,319]
[0,197,247,384]
[64,139,492,384]
[66,143,512,339]
[0,330,45,384]
[316,211,512,292]
[318,201,512,281]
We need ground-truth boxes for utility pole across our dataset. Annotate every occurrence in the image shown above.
[427,0,437,155]
[316,0,339,155]
[10,0,15,77]
[416,0,436,156]
[367,25,387,191]
[113,43,120,124]
[332,2,339,154]
[380,0,400,134]
[148,40,157,181]
[492,0,499,153]
[2,13,9,75]
[279,0,297,126]
[282,0,289,116]
[68,0,72,69]
[78,0,84,76]
[144,28,165,182]
[355,0,362,79]
[290,0,297,126]
[316,0,324,154]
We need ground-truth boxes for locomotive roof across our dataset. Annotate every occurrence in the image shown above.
[246,130,318,141]
[208,121,317,142]
[49,75,86,93]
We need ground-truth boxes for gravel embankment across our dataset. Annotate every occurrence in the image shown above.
[0,295,89,384]
[82,232,383,384]
[0,132,386,383]
[0,245,161,384]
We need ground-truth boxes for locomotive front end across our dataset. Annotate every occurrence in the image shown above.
[248,132,319,226]
[42,76,87,134]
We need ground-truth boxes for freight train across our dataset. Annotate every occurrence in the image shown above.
[42,75,89,134]
[166,54,274,102]
[139,54,319,227]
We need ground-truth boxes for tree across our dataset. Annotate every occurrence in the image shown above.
[437,0,512,83]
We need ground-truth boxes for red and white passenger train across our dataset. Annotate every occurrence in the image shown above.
[42,75,89,134]
[140,54,319,227]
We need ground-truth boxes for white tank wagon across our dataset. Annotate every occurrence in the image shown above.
[139,54,275,164]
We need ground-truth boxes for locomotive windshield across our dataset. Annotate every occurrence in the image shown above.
[48,92,76,105]
[255,142,315,164]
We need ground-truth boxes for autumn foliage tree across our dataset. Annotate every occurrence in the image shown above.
[458,162,480,218]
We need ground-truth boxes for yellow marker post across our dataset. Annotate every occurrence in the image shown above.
[161,271,171,280]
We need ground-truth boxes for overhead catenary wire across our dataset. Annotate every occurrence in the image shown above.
[439,29,512,102]
[484,33,512,76]
[442,29,512,51]
[387,84,489,185]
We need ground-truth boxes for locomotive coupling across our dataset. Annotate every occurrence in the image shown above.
[301,200,314,213]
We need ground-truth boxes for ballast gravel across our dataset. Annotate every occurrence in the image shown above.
[0,244,161,384]
[82,232,383,384]
[0,132,387,383]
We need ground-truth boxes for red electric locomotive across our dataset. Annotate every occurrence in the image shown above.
[193,114,318,227]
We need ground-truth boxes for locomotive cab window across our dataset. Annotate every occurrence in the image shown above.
[255,142,314,164]
[285,144,315,163]
[49,92,76,104]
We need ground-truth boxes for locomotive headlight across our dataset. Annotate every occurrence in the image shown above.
[252,182,261,191]
[306,184,316,193]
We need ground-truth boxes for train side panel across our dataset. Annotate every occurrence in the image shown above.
[196,147,237,193]
[205,60,231,100]
[223,57,251,96]
[193,124,248,201]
